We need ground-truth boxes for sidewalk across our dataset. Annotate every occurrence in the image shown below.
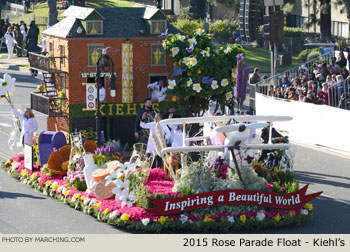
[0,56,30,72]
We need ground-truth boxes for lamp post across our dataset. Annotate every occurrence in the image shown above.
[95,48,117,147]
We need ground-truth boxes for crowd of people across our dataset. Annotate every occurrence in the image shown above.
[0,19,40,58]
[255,51,350,108]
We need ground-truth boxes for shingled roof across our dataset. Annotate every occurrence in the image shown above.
[43,6,179,39]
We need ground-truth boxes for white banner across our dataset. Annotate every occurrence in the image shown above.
[86,84,97,110]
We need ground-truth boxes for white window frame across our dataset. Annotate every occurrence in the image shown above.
[151,43,166,66]
[88,43,104,67]
[150,20,167,35]
[86,20,103,35]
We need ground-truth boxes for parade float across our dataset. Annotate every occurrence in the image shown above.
[1,24,321,232]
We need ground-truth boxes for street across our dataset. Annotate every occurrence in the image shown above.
[0,69,349,234]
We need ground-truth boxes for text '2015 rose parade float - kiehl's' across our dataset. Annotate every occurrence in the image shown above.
[1,6,321,233]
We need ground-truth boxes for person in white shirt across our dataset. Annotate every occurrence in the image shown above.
[4,27,15,59]
[9,102,38,146]
[147,78,167,102]
[97,83,106,102]
[140,113,170,167]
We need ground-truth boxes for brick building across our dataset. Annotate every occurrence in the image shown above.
[29,5,179,145]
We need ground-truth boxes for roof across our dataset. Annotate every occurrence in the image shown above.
[62,5,104,20]
[43,6,180,39]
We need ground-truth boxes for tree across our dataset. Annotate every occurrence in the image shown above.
[162,29,246,116]
[0,0,6,19]
[319,0,331,42]
[207,0,240,14]
[48,0,58,26]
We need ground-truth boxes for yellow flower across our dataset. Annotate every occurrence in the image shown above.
[121,213,130,222]
[304,203,313,211]
[52,183,59,191]
[30,173,38,181]
[204,215,215,222]
[64,190,72,198]
[178,59,182,65]
[171,96,177,102]
[5,160,12,165]
[102,208,110,215]
[72,193,81,202]
[44,181,52,187]
[187,71,191,77]
[173,61,177,67]
[21,169,28,176]
[187,78,193,87]
[171,47,179,57]
[80,196,86,202]
[287,211,296,217]
[274,214,281,222]
[197,69,202,75]
[240,215,246,223]
[38,177,42,182]
[94,201,102,208]
[158,216,168,224]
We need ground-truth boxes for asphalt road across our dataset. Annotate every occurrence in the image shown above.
[0,69,349,234]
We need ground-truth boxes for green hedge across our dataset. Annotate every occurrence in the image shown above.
[171,19,204,35]
[209,19,238,39]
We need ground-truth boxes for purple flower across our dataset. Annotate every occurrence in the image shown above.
[173,67,186,77]
[202,77,214,84]
[235,53,251,106]
[158,29,168,39]
[186,44,194,53]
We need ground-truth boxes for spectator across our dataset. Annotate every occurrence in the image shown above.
[14,25,23,57]
[288,87,298,101]
[26,20,40,52]
[249,68,260,84]
[304,91,317,103]
[4,27,15,59]
[340,67,349,79]
[335,51,347,68]
[311,81,318,96]
[282,76,291,88]
[267,85,274,97]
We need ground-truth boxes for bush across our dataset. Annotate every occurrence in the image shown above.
[297,48,320,62]
[209,19,238,39]
[171,19,204,35]
[306,50,321,61]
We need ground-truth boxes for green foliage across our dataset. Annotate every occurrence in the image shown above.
[171,19,204,35]
[209,19,238,39]
[66,179,87,192]
[40,164,57,177]
[93,153,106,167]
[298,48,320,62]
[306,50,321,61]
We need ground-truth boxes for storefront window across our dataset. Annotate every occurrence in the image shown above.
[151,44,165,65]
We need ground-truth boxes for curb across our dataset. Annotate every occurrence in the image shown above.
[0,65,30,72]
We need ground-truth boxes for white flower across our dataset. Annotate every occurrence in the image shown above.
[115,179,130,190]
[224,46,232,54]
[221,79,229,87]
[105,171,121,186]
[227,216,235,223]
[187,78,193,87]
[188,57,197,66]
[176,34,186,41]
[11,162,20,171]
[141,218,150,226]
[171,47,179,57]
[225,92,233,100]
[109,210,119,219]
[183,57,190,65]
[301,209,308,215]
[119,190,136,208]
[61,187,67,195]
[179,214,188,224]
[201,50,210,57]
[168,79,176,89]
[0,73,16,96]
[83,198,91,205]
[89,198,97,206]
[57,186,65,194]
[112,187,124,200]
[187,38,197,47]
[256,211,265,221]
[196,28,204,36]
[51,181,58,188]
[231,68,237,78]
[211,80,218,90]
[193,83,202,93]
